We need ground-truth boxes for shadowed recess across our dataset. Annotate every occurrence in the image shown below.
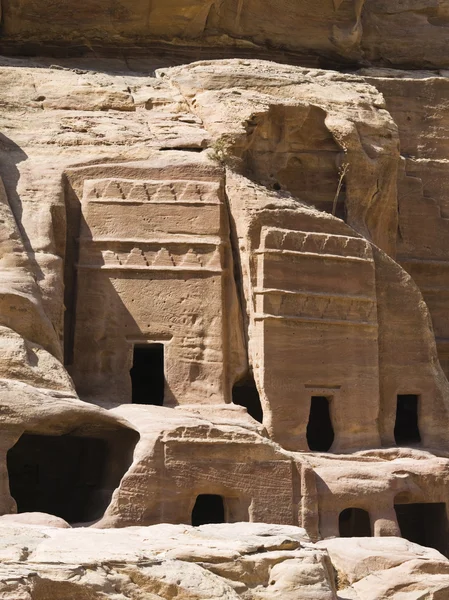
[306,396,334,452]
[395,395,421,446]
[232,375,263,423]
[131,344,165,405]
[7,430,137,524]
[339,508,372,537]
[192,494,225,526]
[395,502,449,557]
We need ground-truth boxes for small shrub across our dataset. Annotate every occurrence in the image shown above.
[208,137,242,169]
[332,162,349,216]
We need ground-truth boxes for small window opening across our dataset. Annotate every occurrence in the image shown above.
[232,375,263,423]
[306,396,334,452]
[130,344,164,405]
[339,508,372,537]
[8,434,110,524]
[395,502,449,557]
[191,494,225,526]
[394,394,421,445]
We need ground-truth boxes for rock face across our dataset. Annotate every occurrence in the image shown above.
[2,0,449,69]
[1,2,449,598]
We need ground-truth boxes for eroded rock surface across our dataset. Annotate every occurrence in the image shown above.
[0,523,447,600]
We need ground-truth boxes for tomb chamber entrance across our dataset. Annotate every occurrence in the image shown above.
[339,508,372,537]
[191,494,225,526]
[130,344,165,405]
[394,395,421,446]
[394,501,449,557]
[7,429,137,524]
[306,396,334,452]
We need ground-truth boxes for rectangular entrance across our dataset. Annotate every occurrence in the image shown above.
[395,502,449,557]
[130,344,165,405]
[306,396,334,452]
[394,395,420,445]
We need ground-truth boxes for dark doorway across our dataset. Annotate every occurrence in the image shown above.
[394,395,421,445]
[191,494,225,526]
[7,433,112,524]
[395,502,449,557]
[232,375,263,423]
[306,396,334,452]
[339,508,372,537]
[130,344,164,405]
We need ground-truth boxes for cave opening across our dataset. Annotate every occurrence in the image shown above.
[306,396,334,452]
[232,375,263,423]
[394,394,421,446]
[130,344,165,405]
[339,508,372,537]
[191,494,225,526]
[7,432,131,524]
[394,502,449,557]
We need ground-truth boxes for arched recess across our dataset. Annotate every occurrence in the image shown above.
[237,104,345,218]
[339,508,372,537]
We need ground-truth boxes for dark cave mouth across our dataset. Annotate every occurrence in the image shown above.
[232,374,263,423]
[395,501,449,557]
[7,429,137,525]
[191,494,225,526]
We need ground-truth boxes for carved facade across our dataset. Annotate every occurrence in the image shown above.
[71,172,234,407]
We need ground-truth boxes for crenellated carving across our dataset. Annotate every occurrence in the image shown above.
[78,243,223,272]
[83,178,221,205]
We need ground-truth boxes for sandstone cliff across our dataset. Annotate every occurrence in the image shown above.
[1,3,449,599]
